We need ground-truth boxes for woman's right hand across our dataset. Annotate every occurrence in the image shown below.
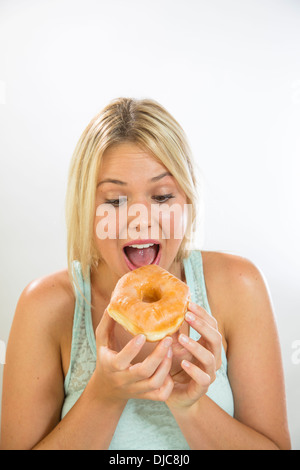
[92,309,174,405]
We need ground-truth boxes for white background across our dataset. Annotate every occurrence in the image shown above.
[0,0,299,449]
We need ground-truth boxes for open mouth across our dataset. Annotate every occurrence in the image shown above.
[123,241,161,270]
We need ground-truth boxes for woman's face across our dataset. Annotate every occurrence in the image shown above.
[93,142,188,280]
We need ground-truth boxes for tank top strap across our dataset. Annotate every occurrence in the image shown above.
[183,250,212,342]
[71,260,92,334]
[64,261,95,393]
[183,251,211,311]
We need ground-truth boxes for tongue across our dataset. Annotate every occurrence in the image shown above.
[125,245,158,268]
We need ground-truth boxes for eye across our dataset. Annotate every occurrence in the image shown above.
[104,196,127,207]
[152,193,175,203]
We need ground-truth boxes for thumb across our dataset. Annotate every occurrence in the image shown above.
[95,308,116,349]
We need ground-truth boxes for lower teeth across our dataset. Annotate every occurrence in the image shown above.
[124,244,159,267]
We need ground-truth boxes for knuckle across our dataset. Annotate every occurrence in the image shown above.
[157,379,173,402]
[149,375,162,390]
[197,317,206,328]
[210,371,217,384]
[157,389,168,402]
[202,373,211,389]
[110,354,123,371]
[138,365,152,380]
[211,331,222,349]
[99,346,113,367]
[203,351,215,368]
[215,330,222,342]
[133,365,147,380]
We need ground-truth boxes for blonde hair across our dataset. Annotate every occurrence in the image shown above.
[65,98,198,284]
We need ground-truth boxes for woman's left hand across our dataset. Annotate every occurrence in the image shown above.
[166,302,222,410]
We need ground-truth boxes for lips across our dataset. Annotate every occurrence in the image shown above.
[123,240,161,270]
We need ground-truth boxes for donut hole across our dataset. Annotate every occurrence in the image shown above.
[142,287,162,303]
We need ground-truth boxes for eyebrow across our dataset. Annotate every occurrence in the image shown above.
[97,171,172,187]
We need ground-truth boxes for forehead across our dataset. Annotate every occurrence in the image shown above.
[100,142,167,174]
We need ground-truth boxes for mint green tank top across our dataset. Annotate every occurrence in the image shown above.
[61,250,234,449]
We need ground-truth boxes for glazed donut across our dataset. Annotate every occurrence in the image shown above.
[107,264,190,342]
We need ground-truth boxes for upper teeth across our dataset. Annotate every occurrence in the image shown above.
[128,243,155,249]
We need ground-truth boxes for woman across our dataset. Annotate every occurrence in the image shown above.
[0,98,291,449]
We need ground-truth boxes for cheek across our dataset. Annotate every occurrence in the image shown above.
[94,204,119,241]
[154,203,188,241]
[94,203,132,242]
[93,217,120,265]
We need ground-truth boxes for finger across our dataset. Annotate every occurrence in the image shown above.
[129,337,173,380]
[98,334,146,377]
[188,302,218,330]
[138,347,173,393]
[185,311,222,362]
[154,374,174,402]
[140,374,174,402]
[181,359,211,392]
[95,309,116,348]
[112,334,146,371]
[178,334,217,381]
[115,346,172,397]
[98,345,118,371]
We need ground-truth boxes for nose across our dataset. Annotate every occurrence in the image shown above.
[127,199,153,238]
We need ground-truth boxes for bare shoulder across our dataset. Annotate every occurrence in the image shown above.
[7,268,76,391]
[14,268,75,343]
[201,250,265,289]
[200,251,290,449]
[1,270,76,449]
[201,251,273,340]
[21,268,74,305]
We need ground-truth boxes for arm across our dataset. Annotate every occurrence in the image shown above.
[168,255,291,450]
[0,277,121,450]
[32,374,126,450]
[0,278,173,450]
[169,394,285,450]
[35,314,174,450]
[0,279,66,449]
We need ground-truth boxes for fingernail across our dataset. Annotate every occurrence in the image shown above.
[135,334,146,345]
[163,337,173,348]
[182,359,190,368]
[179,334,189,344]
[185,312,195,322]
